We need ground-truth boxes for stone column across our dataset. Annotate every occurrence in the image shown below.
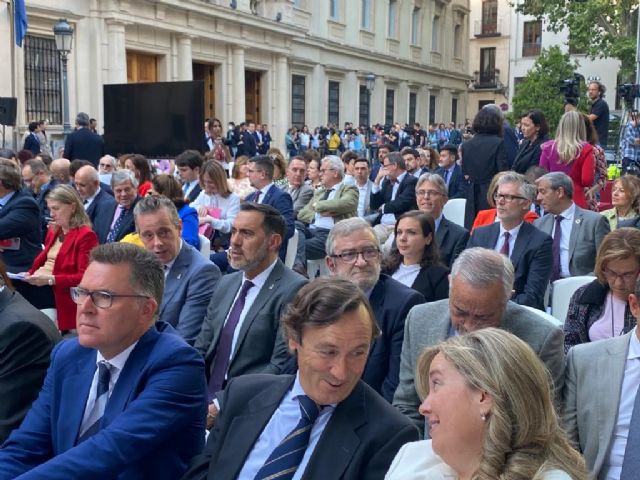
[397,81,409,124]
[309,63,326,127]
[344,71,359,125]
[274,55,289,151]
[105,20,127,84]
[370,76,386,125]
[231,46,246,123]
[176,35,193,81]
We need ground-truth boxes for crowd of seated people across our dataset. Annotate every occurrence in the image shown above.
[3,109,640,480]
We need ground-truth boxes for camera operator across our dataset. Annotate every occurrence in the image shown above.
[587,81,610,148]
[621,111,640,171]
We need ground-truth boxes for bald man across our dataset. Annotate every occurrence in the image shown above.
[49,158,71,185]
[74,166,116,241]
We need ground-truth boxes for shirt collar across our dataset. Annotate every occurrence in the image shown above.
[243,257,278,286]
[292,372,338,408]
[499,221,523,237]
[97,339,139,370]
[0,190,16,206]
[395,172,407,184]
[260,183,274,197]
[628,328,640,361]
[85,187,101,204]
[164,240,183,271]
[559,202,576,220]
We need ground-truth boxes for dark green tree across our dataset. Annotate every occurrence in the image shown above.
[517,0,638,79]
[510,46,587,135]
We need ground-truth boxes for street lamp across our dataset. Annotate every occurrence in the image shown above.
[365,73,376,160]
[53,19,74,137]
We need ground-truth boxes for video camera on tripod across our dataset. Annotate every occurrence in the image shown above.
[617,84,640,112]
[558,73,584,107]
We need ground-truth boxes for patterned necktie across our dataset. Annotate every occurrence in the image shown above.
[620,383,640,479]
[254,190,262,203]
[551,215,563,281]
[207,280,254,399]
[77,361,112,443]
[499,231,510,257]
[253,395,321,480]
[442,169,449,185]
[106,207,127,243]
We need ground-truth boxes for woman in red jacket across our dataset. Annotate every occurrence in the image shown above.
[20,185,98,332]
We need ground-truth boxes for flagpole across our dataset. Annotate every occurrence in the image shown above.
[9,0,17,150]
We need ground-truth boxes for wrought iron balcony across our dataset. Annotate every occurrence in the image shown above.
[474,19,502,37]
[471,69,505,92]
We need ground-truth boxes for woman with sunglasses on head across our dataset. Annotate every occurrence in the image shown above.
[564,228,640,352]
[382,211,449,302]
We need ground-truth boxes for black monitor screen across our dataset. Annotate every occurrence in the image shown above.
[103,81,204,158]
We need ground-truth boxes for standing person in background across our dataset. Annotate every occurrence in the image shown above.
[63,112,105,167]
[124,154,153,197]
[36,120,52,157]
[206,118,232,169]
[587,80,610,148]
[581,113,608,211]
[540,111,594,210]
[460,106,509,229]
[260,124,272,154]
[23,122,41,156]
[620,112,640,171]
[512,110,549,174]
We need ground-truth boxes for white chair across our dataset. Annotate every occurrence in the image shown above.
[442,198,466,227]
[227,161,235,177]
[198,234,211,259]
[40,308,58,325]
[520,305,563,328]
[550,276,595,323]
[284,229,299,268]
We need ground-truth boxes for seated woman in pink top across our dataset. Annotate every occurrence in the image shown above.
[539,111,594,209]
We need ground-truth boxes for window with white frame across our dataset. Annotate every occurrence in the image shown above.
[388,0,398,38]
[361,0,371,30]
[411,7,421,45]
[431,15,440,51]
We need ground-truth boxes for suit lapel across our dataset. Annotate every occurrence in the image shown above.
[212,376,294,479]
[510,222,530,268]
[207,274,243,358]
[435,218,448,246]
[59,347,96,450]
[159,245,191,317]
[568,208,584,263]
[231,262,283,360]
[303,382,367,478]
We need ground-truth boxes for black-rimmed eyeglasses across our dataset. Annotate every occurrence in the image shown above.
[70,287,150,309]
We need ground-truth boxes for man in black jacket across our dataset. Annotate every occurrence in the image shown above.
[63,112,105,167]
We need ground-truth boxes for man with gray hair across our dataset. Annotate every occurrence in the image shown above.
[392,247,565,435]
[467,172,552,310]
[534,171,609,279]
[93,169,140,243]
[325,217,424,402]
[370,151,418,244]
[63,112,105,167]
[295,155,358,265]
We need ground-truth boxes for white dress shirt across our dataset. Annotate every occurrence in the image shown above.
[379,172,406,226]
[494,222,523,259]
[552,202,576,278]
[83,187,101,210]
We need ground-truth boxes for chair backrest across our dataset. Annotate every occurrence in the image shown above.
[284,229,299,268]
[442,198,466,227]
[198,234,211,259]
[550,275,595,323]
[520,305,563,328]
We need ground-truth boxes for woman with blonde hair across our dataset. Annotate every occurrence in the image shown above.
[539,111,594,209]
[600,175,640,229]
[386,328,587,480]
[18,185,98,332]
[564,228,640,351]
[227,155,255,200]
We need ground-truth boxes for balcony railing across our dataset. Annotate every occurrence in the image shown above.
[522,42,541,57]
[472,68,504,91]
[474,19,502,37]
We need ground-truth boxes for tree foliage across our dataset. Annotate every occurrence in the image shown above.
[510,46,588,134]
[516,0,638,78]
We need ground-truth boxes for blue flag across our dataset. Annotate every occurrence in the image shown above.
[15,0,28,47]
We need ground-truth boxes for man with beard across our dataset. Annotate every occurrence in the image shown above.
[194,203,307,424]
[325,217,424,402]
[392,247,564,435]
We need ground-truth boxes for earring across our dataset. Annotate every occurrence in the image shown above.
[481,413,487,422]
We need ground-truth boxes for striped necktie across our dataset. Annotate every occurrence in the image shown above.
[253,395,320,480]
[77,361,112,443]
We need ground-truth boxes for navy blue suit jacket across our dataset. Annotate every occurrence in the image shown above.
[94,197,140,244]
[467,221,552,310]
[24,133,40,156]
[365,275,425,402]
[435,164,467,199]
[369,173,418,223]
[63,128,105,167]
[245,186,294,259]
[0,323,207,480]
[86,188,117,243]
[0,189,42,273]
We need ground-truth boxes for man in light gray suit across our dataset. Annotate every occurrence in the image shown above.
[194,202,307,426]
[563,278,640,479]
[392,247,565,435]
[134,196,221,344]
[283,156,313,216]
[534,172,609,278]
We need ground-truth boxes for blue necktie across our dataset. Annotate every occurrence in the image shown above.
[621,383,640,479]
[77,361,112,443]
[106,207,127,243]
[253,395,320,480]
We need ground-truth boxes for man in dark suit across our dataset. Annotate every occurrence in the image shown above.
[0,244,207,479]
[23,121,41,156]
[176,150,203,203]
[0,261,61,443]
[74,165,117,242]
[94,169,140,243]
[135,196,220,344]
[325,217,425,402]
[241,122,257,157]
[434,143,466,199]
[182,277,418,480]
[63,112,105,167]
[245,155,295,258]
[0,161,42,273]
[416,172,469,268]
[370,151,418,244]
[467,172,552,310]
[534,172,610,278]
[194,203,307,419]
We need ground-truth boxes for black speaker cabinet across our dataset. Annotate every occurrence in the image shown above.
[0,97,17,126]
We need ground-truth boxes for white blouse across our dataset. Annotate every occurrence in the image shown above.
[191,191,240,234]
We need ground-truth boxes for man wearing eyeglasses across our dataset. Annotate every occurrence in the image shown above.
[0,243,207,479]
[467,172,552,310]
[325,217,424,402]
[393,247,564,436]
[134,196,220,345]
